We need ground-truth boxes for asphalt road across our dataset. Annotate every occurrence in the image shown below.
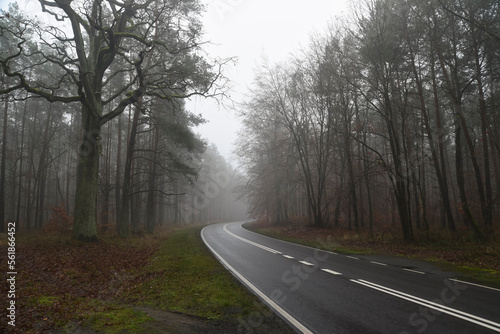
[201,222,500,334]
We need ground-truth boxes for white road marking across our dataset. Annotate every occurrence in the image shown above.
[347,256,359,260]
[223,224,282,255]
[403,268,426,275]
[283,255,295,259]
[299,260,315,266]
[370,261,388,266]
[321,268,342,275]
[351,279,500,332]
[201,227,314,334]
[240,223,339,256]
[450,279,500,293]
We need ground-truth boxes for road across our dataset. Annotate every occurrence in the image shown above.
[201,222,500,334]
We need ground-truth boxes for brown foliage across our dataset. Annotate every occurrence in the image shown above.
[42,202,73,233]
[0,232,161,333]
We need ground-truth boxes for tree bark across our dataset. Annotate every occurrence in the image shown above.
[146,127,159,233]
[72,104,100,241]
[118,105,140,237]
[0,90,7,232]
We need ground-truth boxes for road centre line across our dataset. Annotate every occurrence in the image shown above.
[450,278,500,292]
[403,268,426,275]
[321,268,342,275]
[370,261,388,266]
[283,255,295,259]
[223,224,282,255]
[347,256,359,260]
[299,261,315,266]
[201,227,313,334]
[351,279,500,332]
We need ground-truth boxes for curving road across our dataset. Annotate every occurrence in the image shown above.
[201,222,500,334]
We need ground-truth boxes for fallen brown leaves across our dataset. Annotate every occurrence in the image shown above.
[0,232,162,333]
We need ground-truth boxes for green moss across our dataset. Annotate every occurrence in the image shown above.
[88,305,152,334]
[126,226,258,320]
[37,295,59,307]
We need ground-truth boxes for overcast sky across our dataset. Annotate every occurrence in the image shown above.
[1,0,350,162]
[191,0,349,163]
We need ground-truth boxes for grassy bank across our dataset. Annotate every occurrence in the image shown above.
[121,226,294,333]
[0,226,293,334]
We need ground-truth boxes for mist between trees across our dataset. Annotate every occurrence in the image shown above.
[0,0,247,240]
[236,0,500,240]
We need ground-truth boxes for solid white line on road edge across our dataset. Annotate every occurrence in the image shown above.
[351,279,500,332]
[403,268,426,275]
[347,256,359,260]
[299,261,315,266]
[283,255,295,259]
[321,268,342,275]
[201,227,314,334]
[223,224,282,255]
[450,278,500,293]
[370,261,388,266]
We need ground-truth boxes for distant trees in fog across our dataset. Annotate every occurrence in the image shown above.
[237,0,500,240]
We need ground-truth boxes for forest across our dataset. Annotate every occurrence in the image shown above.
[0,0,247,240]
[237,0,500,240]
[1,0,500,243]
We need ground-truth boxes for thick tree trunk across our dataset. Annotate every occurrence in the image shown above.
[0,92,7,233]
[72,104,101,241]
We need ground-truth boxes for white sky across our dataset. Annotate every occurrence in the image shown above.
[1,0,350,163]
[191,0,349,164]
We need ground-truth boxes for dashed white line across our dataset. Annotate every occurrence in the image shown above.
[403,268,426,275]
[283,255,295,259]
[371,261,388,266]
[321,268,342,275]
[347,256,359,260]
[299,260,315,266]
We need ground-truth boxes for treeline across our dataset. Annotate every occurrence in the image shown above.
[0,78,247,233]
[0,2,246,236]
[237,0,500,240]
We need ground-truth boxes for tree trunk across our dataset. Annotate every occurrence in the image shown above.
[453,109,477,231]
[72,104,101,241]
[474,44,493,232]
[16,97,28,229]
[100,122,112,232]
[118,105,140,237]
[430,57,456,231]
[0,91,7,233]
[346,134,360,233]
[115,113,123,222]
[146,127,159,233]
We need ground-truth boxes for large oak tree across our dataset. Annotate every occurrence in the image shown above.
[1,0,225,240]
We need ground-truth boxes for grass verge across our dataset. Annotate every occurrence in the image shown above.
[125,226,259,319]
